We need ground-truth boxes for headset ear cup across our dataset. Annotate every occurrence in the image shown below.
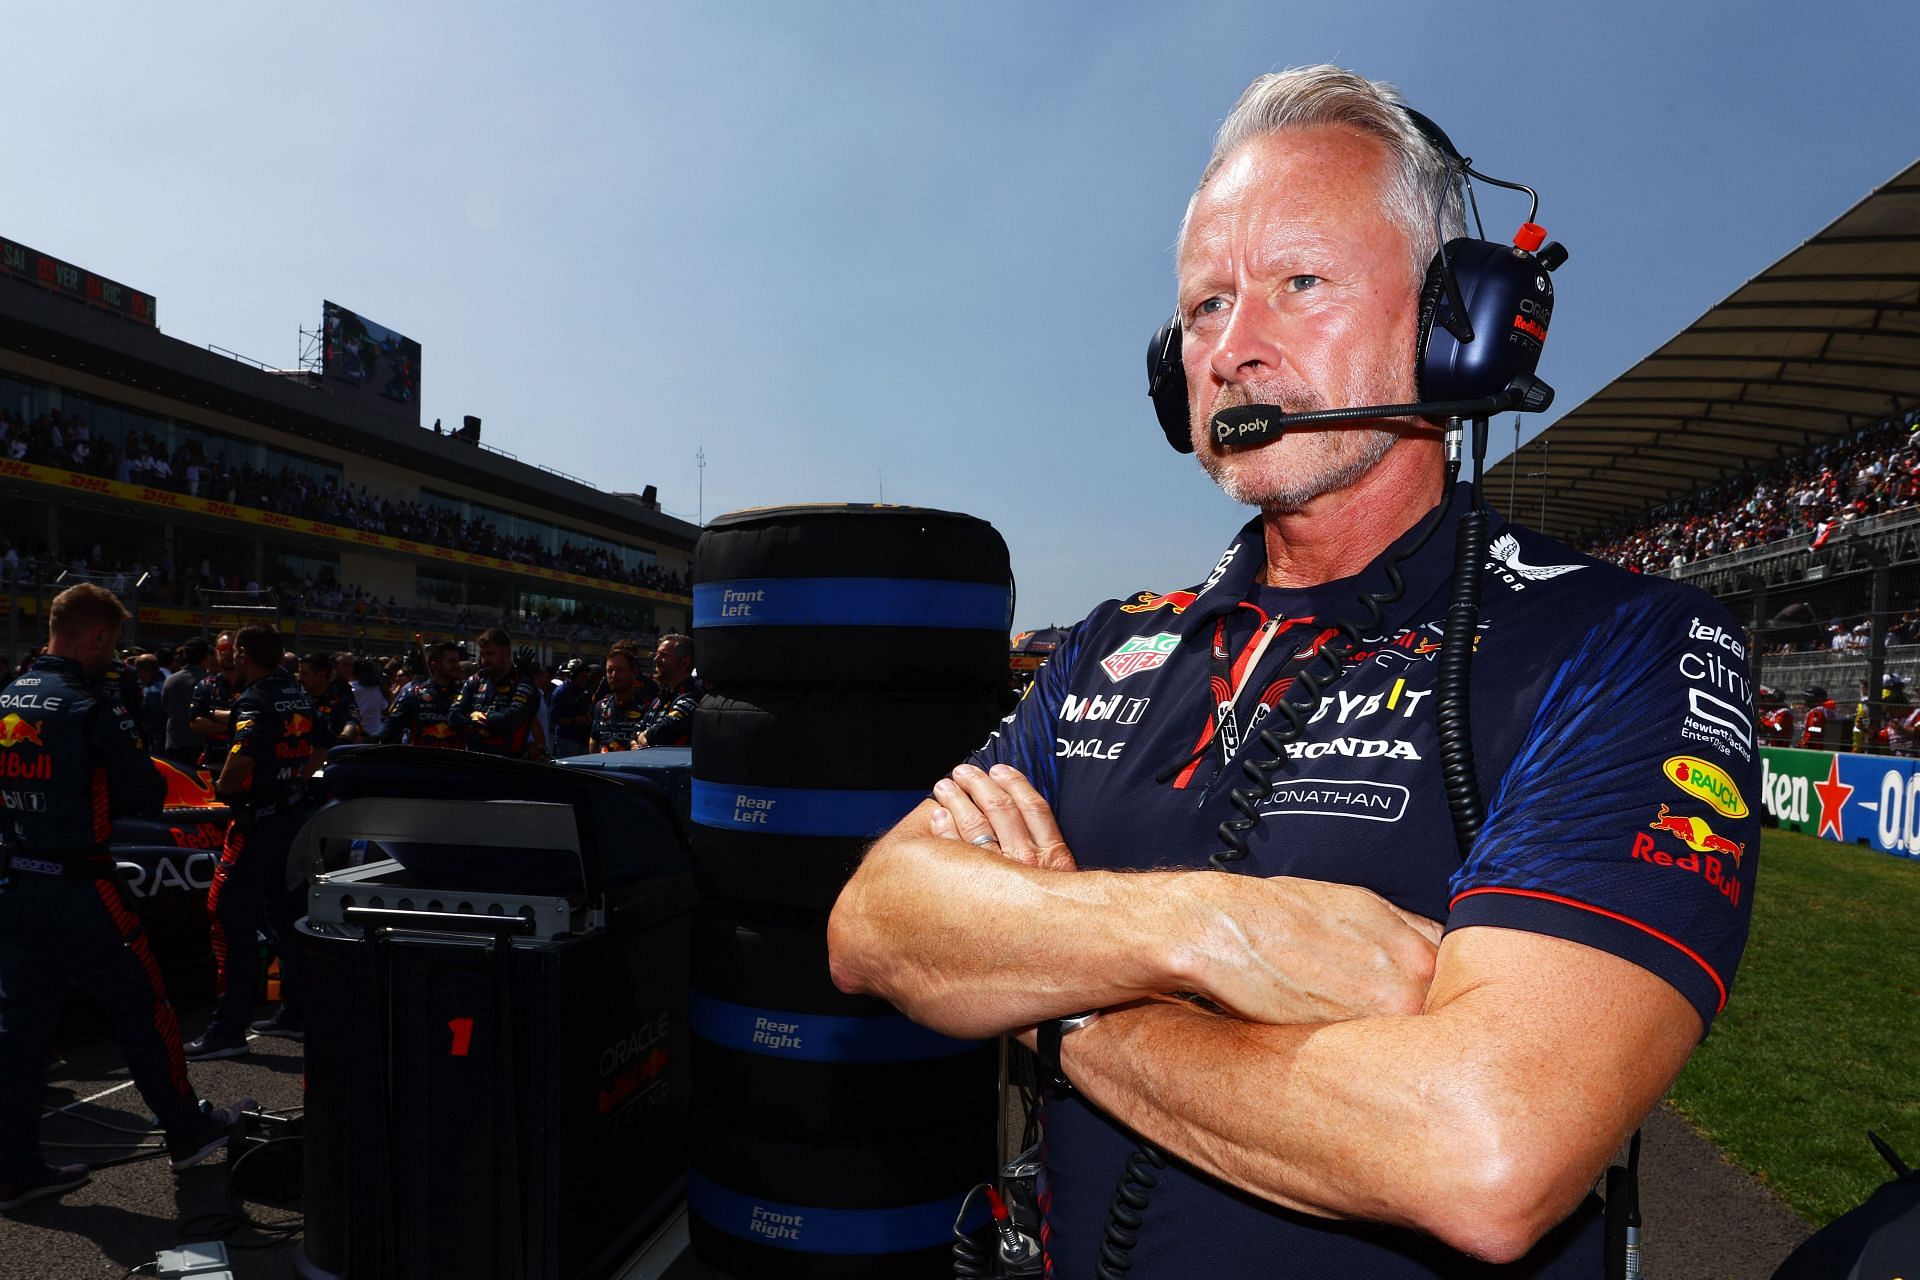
[1146,317,1195,454]
[1413,252,1449,403]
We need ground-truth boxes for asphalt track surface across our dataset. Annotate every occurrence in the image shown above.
[1,1021,1812,1279]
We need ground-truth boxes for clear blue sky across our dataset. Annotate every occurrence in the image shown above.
[12,2,1918,630]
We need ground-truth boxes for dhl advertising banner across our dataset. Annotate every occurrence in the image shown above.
[0,458,688,605]
[1760,746,1920,860]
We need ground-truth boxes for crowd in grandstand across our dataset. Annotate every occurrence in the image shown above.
[1582,419,1920,574]
[0,406,687,595]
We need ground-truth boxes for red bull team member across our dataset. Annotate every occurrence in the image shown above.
[453,629,540,758]
[0,585,248,1211]
[187,632,242,772]
[633,634,701,749]
[548,659,596,758]
[378,641,465,748]
[589,645,651,752]
[297,651,363,761]
[831,67,1760,1278]
[188,625,316,1058]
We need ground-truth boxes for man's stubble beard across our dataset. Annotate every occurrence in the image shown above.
[1194,354,1409,513]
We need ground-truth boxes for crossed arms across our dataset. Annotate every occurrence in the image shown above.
[826,763,1700,1264]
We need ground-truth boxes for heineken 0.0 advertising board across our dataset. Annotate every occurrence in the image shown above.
[1760,746,1920,859]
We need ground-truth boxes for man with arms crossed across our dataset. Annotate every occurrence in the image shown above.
[830,67,1759,1276]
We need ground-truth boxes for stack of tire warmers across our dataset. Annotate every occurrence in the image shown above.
[687,504,1013,1278]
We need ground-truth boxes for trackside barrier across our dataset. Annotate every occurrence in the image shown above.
[1760,746,1920,860]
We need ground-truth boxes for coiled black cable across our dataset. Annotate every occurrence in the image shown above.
[1435,506,1489,856]
[1093,1144,1167,1276]
[1093,459,1465,1279]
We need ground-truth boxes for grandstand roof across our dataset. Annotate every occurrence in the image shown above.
[1488,155,1920,542]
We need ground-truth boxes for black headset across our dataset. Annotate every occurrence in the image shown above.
[1147,105,1567,454]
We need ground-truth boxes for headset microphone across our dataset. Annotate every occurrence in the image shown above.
[1207,376,1554,450]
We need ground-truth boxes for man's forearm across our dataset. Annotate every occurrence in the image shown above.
[827,824,1194,1039]
[1050,931,1697,1264]
[1054,999,1488,1245]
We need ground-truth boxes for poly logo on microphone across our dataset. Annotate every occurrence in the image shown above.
[1213,416,1272,445]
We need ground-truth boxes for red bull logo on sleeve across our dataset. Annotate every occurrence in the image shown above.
[1648,804,1746,865]
[1635,809,1743,906]
[1662,755,1748,818]
[0,713,44,749]
[1120,589,1200,616]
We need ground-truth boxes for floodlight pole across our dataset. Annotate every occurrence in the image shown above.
[1525,437,1550,529]
[1508,416,1520,512]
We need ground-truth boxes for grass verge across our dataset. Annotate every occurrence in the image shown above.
[1667,827,1919,1225]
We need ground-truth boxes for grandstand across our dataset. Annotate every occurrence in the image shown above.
[0,241,696,661]
[1491,154,1920,736]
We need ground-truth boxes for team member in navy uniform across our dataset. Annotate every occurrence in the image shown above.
[548,659,596,758]
[633,633,701,749]
[453,628,539,758]
[831,67,1761,1277]
[187,631,242,772]
[297,651,363,759]
[0,585,248,1210]
[589,645,651,751]
[378,641,465,748]
[187,625,316,1057]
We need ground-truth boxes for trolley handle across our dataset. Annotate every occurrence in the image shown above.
[343,905,536,937]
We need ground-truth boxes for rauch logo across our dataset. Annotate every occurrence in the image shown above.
[1662,755,1747,819]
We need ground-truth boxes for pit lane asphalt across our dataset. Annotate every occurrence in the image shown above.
[1,1016,305,1280]
[2,1020,1811,1279]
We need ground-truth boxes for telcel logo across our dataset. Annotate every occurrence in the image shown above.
[1663,755,1748,819]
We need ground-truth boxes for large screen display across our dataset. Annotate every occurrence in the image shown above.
[0,236,156,326]
[322,301,421,408]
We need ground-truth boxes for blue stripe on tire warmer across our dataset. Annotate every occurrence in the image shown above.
[688,1173,966,1254]
[690,992,980,1063]
[694,577,1012,630]
[691,781,924,837]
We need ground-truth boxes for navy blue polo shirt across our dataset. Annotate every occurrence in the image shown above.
[970,488,1760,1278]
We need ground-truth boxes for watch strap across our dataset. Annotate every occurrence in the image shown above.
[1038,1010,1098,1093]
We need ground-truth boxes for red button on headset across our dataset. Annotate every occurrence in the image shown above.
[1513,222,1547,252]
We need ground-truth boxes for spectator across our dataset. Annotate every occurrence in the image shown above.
[161,637,211,768]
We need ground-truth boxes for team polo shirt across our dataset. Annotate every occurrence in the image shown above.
[969,488,1760,1278]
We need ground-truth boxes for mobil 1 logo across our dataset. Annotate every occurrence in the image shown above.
[1060,693,1149,726]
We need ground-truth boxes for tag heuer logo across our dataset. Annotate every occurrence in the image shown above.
[1100,633,1180,683]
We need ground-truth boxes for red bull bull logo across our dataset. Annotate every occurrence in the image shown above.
[1121,589,1200,616]
[1648,804,1746,865]
[285,713,314,738]
[0,713,44,749]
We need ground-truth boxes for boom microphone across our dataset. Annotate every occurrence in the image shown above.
[1208,373,1554,449]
